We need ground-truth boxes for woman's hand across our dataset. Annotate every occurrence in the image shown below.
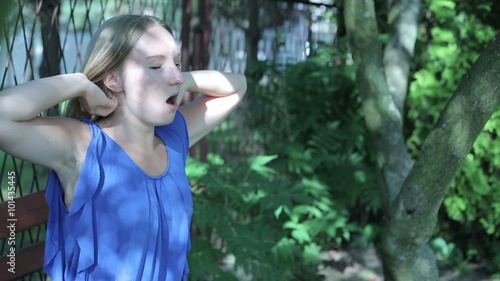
[78,81,119,117]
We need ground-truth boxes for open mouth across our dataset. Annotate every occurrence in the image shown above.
[166,95,178,105]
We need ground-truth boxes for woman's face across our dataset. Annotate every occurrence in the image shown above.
[114,24,184,126]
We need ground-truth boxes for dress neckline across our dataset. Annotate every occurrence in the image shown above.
[89,120,171,179]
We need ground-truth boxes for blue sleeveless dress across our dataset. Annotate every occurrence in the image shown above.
[43,112,193,281]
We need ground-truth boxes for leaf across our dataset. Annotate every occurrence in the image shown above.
[431,237,455,259]
[479,218,495,235]
[430,0,456,11]
[248,155,278,177]
[291,228,311,244]
[303,243,322,263]
[478,3,492,12]
[249,154,278,167]
[271,238,298,264]
[185,157,209,179]
[274,205,284,219]
[207,153,225,165]
[444,196,467,222]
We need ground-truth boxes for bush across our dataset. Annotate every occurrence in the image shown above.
[187,154,358,280]
[187,43,383,280]
[248,42,382,234]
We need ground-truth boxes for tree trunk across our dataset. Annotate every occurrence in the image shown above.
[39,0,61,116]
[345,0,500,280]
[383,0,421,117]
[245,0,260,75]
[197,0,212,162]
[181,0,192,72]
[343,0,413,217]
[380,32,500,281]
[344,0,434,279]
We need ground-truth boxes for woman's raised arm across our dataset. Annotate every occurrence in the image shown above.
[178,71,247,147]
[0,73,117,169]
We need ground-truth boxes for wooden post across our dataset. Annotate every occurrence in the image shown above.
[38,0,61,116]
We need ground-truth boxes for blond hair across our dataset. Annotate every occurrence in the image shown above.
[65,14,173,120]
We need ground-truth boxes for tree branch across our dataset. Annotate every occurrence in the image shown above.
[344,0,412,213]
[381,33,500,280]
[383,0,422,116]
[344,2,437,278]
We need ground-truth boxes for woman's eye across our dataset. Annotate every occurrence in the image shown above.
[175,63,182,70]
[150,65,162,70]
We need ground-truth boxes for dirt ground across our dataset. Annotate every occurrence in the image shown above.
[318,248,500,281]
[222,248,499,280]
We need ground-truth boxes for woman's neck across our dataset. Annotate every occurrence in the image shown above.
[96,113,157,149]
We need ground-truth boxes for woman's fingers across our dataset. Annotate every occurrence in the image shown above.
[94,97,119,117]
[79,86,119,117]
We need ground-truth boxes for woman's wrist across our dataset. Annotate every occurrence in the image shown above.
[181,72,195,93]
[70,73,96,99]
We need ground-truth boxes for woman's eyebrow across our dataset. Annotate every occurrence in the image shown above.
[145,53,181,61]
[145,55,166,60]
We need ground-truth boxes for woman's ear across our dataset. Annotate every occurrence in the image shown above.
[103,73,123,93]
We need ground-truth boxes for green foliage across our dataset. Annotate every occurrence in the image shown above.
[188,45,383,275]
[186,154,356,280]
[185,41,384,280]
[409,0,499,273]
[0,0,15,38]
[430,236,463,267]
[186,26,386,281]
[248,42,381,217]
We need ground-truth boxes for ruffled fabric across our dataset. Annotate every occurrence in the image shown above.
[44,118,104,280]
[44,112,192,281]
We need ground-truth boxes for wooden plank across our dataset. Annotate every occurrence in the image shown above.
[0,191,48,238]
[0,242,45,281]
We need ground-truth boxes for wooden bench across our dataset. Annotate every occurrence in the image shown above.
[0,191,48,281]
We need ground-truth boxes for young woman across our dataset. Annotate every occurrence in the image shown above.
[0,14,246,280]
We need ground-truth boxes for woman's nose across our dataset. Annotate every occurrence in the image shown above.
[170,66,184,86]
